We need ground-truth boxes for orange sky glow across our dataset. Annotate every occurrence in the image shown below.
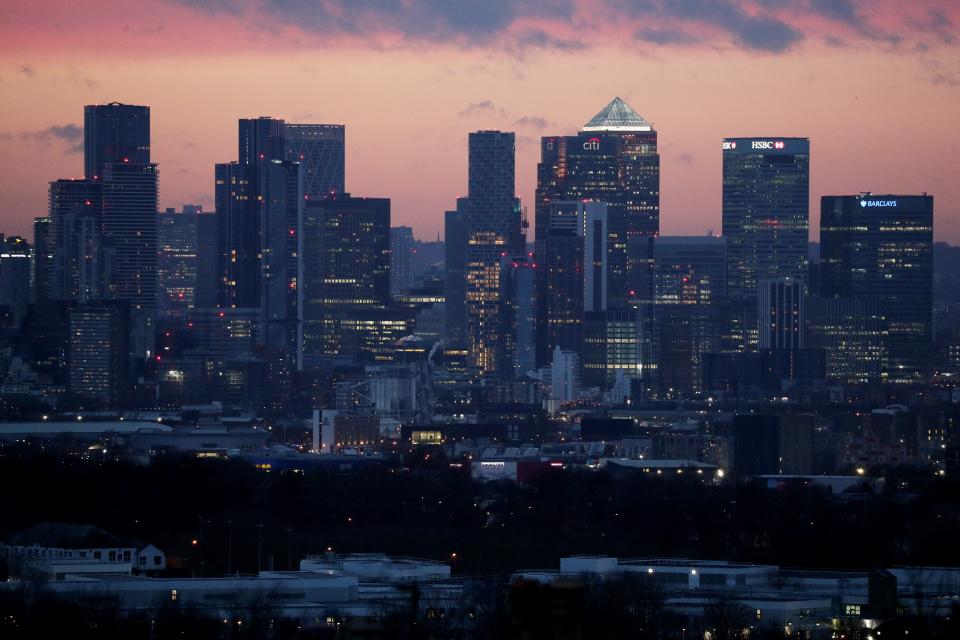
[1,1,958,242]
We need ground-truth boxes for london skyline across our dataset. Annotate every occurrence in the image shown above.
[1,0,958,242]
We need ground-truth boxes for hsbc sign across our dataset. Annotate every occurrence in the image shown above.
[751,140,786,150]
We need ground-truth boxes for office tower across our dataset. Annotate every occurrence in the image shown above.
[0,235,32,328]
[582,308,648,390]
[157,206,199,319]
[654,304,724,396]
[48,179,104,302]
[820,194,934,383]
[101,161,159,359]
[32,217,52,302]
[259,160,303,350]
[501,255,537,378]
[79,102,160,362]
[68,301,130,408]
[652,236,728,397]
[722,137,808,351]
[543,219,584,360]
[194,212,219,308]
[83,102,150,179]
[391,226,414,296]
[300,193,391,367]
[465,130,521,374]
[653,236,727,305]
[537,201,610,367]
[805,297,887,385]
[284,124,345,198]
[98,162,159,310]
[239,117,285,166]
[444,199,469,346]
[215,162,258,307]
[758,278,804,350]
[536,97,659,309]
[548,201,609,313]
[722,137,809,299]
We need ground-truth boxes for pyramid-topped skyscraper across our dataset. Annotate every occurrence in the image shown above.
[534,98,660,376]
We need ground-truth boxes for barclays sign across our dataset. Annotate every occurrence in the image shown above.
[860,200,897,208]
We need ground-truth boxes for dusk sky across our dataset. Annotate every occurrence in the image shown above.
[1,0,958,242]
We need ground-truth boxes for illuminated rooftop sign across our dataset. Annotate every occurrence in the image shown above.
[860,200,897,208]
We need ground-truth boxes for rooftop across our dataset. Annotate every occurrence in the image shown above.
[582,97,652,132]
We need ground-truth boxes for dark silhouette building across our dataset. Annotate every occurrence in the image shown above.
[444,199,469,346]
[300,193,391,367]
[83,102,150,179]
[464,130,521,375]
[819,194,934,383]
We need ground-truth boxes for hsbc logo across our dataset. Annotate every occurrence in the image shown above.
[722,141,737,150]
[751,140,786,150]
[583,137,600,151]
[860,200,897,208]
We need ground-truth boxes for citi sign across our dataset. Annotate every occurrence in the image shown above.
[751,140,786,150]
[583,137,601,151]
[860,200,897,208]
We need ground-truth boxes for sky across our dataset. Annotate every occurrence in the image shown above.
[1,0,958,243]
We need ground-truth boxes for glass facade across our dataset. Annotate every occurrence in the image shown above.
[465,131,521,375]
[300,194,391,367]
[819,194,933,383]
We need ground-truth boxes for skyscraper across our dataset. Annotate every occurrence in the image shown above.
[0,235,32,328]
[539,201,609,366]
[157,205,199,319]
[32,217,52,303]
[757,278,804,350]
[300,193,391,367]
[500,255,537,378]
[239,117,285,166]
[285,124,345,198]
[101,161,158,311]
[82,102,158,360]
[722,137,809,321]
[390,226,414,296]
[819,194,933,382]
[259,159,303,351]
[536,97,659,310]
[653,236,727,305]
[652,236,729,397]
[83,102,150,179]
[68,301,130,408]
[444,199,469,346]
[194,211,219,308]
[215,161,258,308]
[464,130,521,374]
[48,179,104,303]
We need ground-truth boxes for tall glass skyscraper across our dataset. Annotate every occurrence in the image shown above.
[820,194,933,383]
[536,97,659,312]
[300,193,391,367]
[722,137,809,300]
[464,130,521,375]
[722,137,809,350]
